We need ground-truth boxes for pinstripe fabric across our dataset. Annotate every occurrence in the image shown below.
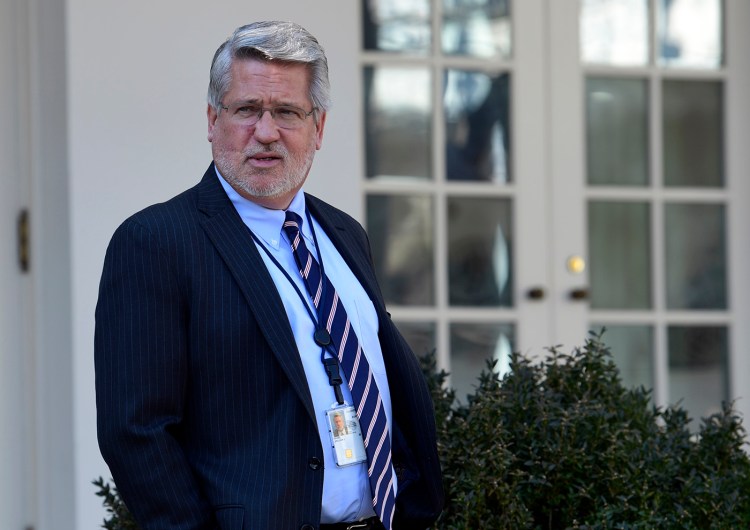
[95,164,444,530]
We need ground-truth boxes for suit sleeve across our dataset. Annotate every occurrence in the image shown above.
[95,218,214,529]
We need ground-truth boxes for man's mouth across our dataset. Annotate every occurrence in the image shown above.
[249,153,283,168]
[248,152,282,166]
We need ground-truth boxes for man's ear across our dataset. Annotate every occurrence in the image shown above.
[314,111,327,150]
[207,104,218,142]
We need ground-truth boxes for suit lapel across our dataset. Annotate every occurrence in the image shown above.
[195,167,316,421]
[305,194,384,310]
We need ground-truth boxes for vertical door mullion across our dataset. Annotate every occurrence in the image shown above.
[725,0,750,424]
[547,0,589,349]
[513,0,555,351]
[650,67,669,408]
[431,2,450,376]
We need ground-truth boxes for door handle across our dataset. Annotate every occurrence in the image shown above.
[569,288,589,301]
[526,287,546,300]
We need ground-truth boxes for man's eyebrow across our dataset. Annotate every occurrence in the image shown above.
[229,98,262,106]
[231,97,306,108]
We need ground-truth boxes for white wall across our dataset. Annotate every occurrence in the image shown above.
[67,2,360,528]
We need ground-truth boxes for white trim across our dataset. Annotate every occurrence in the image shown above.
[0,0,34,527]
[28,0,75,527]
[547,0,589,349]
[725,0,750,424]
[514,0,554,351]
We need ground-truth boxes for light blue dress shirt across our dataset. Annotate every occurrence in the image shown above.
[216,171,396,523]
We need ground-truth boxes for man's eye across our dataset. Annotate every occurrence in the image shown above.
[276,107,302,119]
[235,106,259,116]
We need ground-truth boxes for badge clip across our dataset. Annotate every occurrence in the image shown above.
[322,356,344,405]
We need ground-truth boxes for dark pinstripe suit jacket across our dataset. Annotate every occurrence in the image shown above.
[95,164,444,530]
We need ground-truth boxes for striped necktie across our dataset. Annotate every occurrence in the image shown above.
[283,211,396,529]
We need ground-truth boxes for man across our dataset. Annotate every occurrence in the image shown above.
[95,21,443,530]
[331,413,349,438]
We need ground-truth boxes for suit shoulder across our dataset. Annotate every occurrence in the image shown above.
[104,185,207,259]
[128,184,199,225]
[115,182,202,233]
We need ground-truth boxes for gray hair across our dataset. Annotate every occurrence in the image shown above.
[207,21,331,113]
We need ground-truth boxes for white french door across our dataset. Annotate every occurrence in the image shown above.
[360,0,750,424]
[548,0,750,424]
[360,0,554,396]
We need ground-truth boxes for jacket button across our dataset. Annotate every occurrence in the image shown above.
[308,457,322,470]
[300,525,315,530]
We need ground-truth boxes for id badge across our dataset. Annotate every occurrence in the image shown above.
[325,405,367,467]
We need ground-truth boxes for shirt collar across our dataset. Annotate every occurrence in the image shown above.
[214,166,310,250]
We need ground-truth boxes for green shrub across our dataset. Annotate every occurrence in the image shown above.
[95,332,750,529]
[92,477,140,530]
[423,331,750,529]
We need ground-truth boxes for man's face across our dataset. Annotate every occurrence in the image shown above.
[207,58,326,210]
[334,415,344,430]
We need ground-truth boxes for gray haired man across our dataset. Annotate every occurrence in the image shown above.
[96,21,444,530]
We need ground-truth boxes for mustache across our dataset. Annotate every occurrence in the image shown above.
[245,145,287,158]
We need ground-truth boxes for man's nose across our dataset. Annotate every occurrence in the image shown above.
[253,110,281,142]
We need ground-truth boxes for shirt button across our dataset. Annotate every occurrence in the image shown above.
[300,524,315,530]
[308,457,322,470]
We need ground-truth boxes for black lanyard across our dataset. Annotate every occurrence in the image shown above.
[249,209,345,405]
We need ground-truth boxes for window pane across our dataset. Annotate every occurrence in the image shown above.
[366,194,434,306]
[580,0,649,66]
[663,80,723,187]
[450,322,514,401]
[668,325,729,428]
[586,77,649,186]
[591,324,654,391]
[445,70,511,182]
[395,321,436,358]
[363,0,431,53]
[448,197,513,306]
[364,66,432,180]
[658,0,723,68]
[665,203,727,309]
[588,201,651,309]
[442,0,511,59]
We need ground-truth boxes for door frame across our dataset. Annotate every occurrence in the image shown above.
[1,0,75,528]
[0,0,34,527]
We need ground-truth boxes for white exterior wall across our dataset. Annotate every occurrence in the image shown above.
[67,2,361,528]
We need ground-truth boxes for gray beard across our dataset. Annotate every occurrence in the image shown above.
[217,142,316,200]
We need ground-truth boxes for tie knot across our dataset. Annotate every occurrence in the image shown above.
[283,210,303,235]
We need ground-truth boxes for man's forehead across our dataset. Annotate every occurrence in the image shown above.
[229,57,309,81]
[225,58,310,101]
